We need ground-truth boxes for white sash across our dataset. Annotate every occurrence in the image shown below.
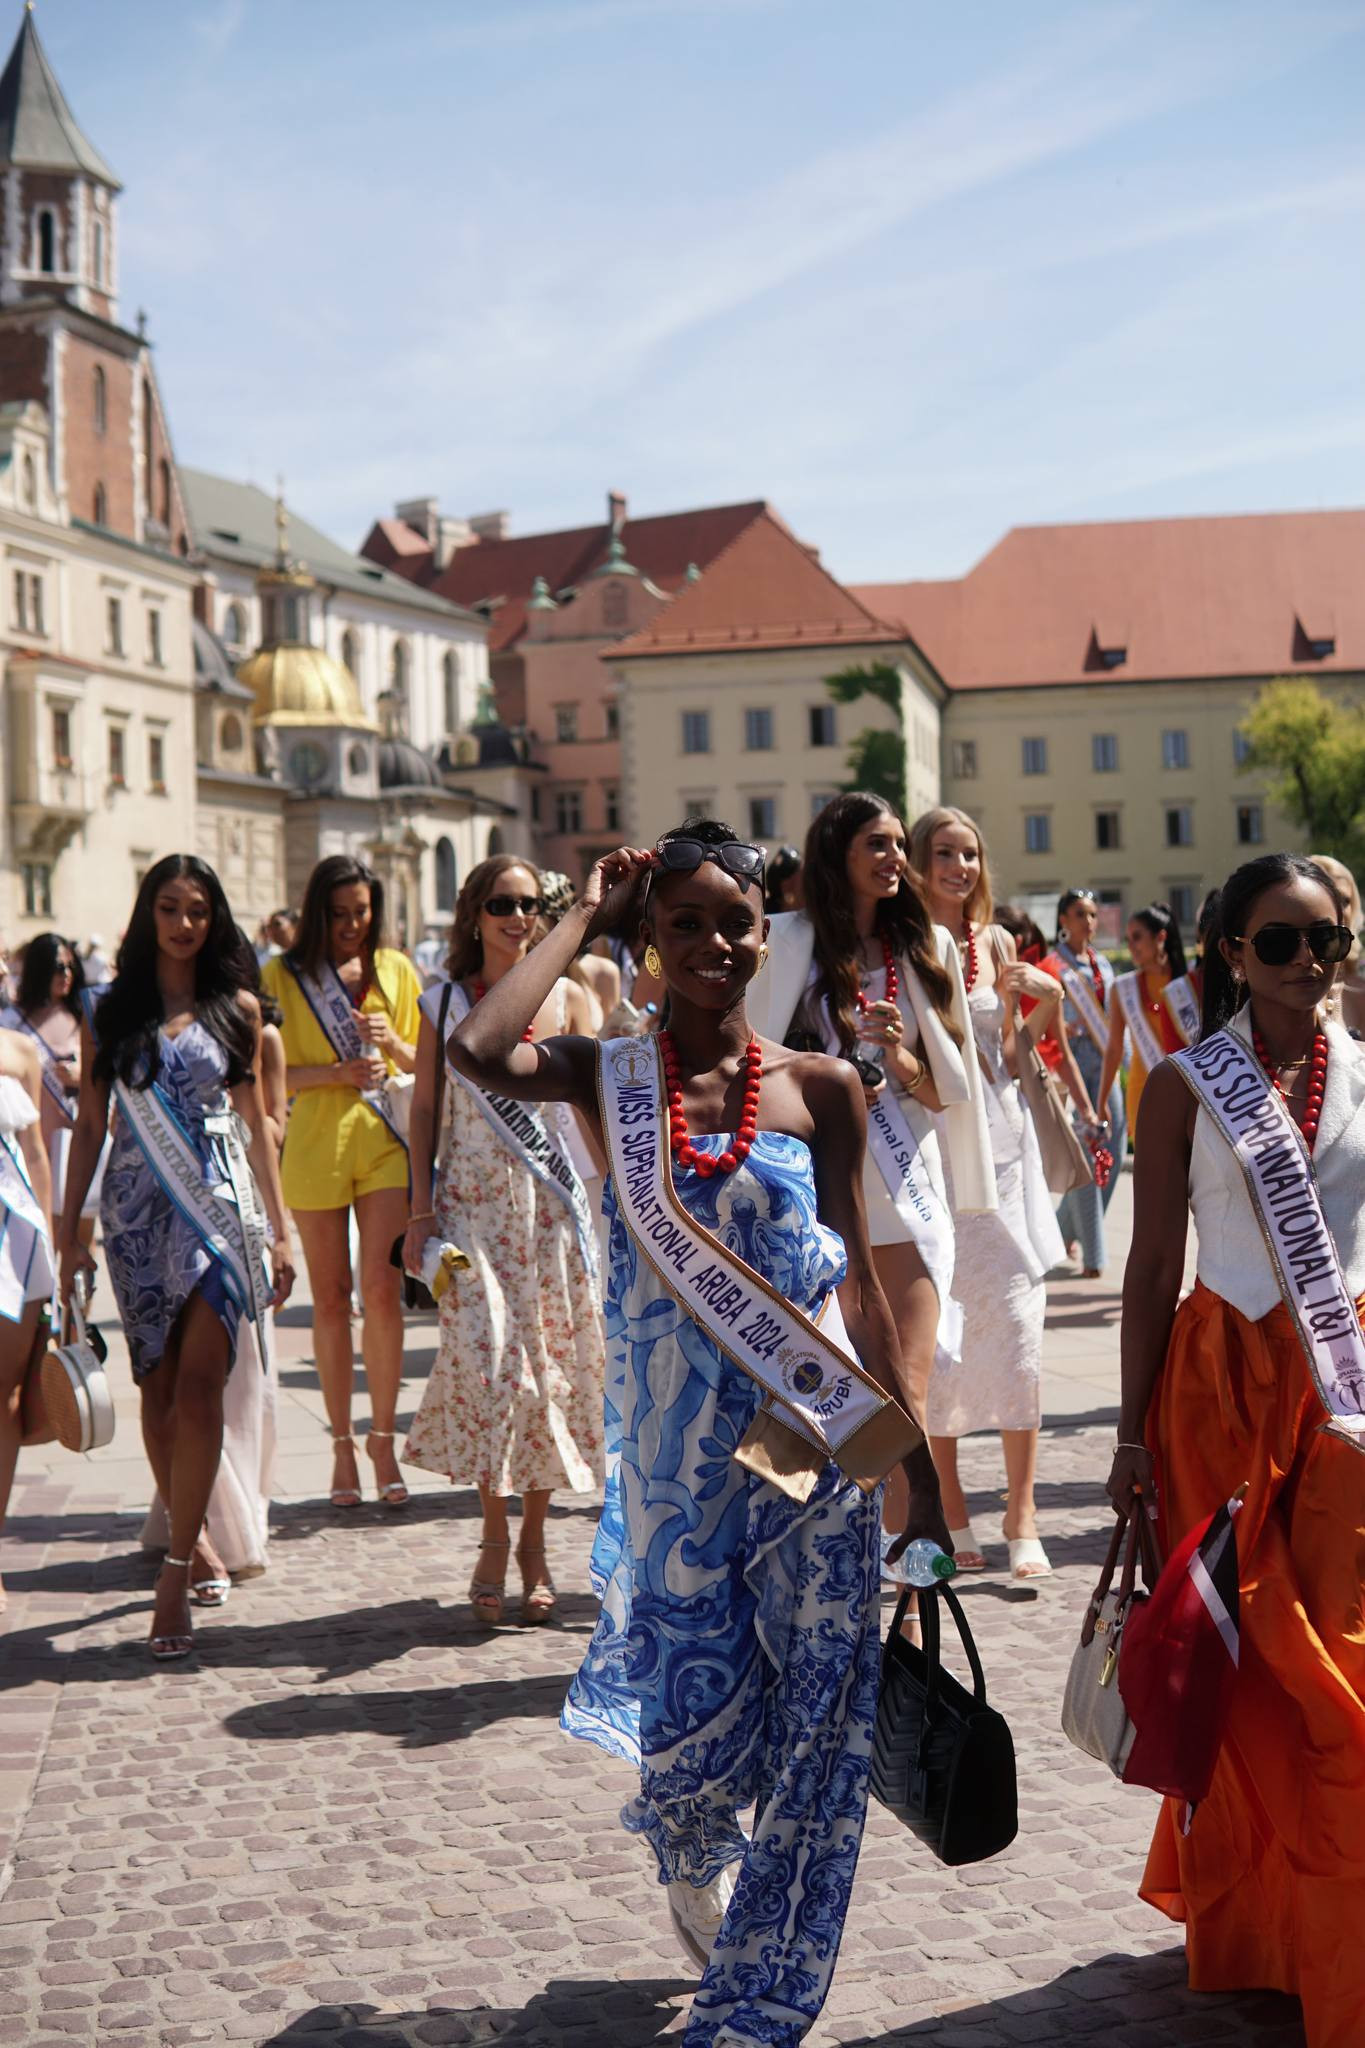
[1175,1029,1365,1450]
[0,1128,52,1321]
[0,1006,75,1124]
[287,957,407,1149]
[597,1034,916,1490]
[1114,971,1165,1073]
[1163,973,1200,1048]
[428,981,599,1290]
[1056,955,1108,1054]
[113,1076,271,1338]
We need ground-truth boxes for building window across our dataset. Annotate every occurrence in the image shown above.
[1168,884,1196,928]
[681,710,710,754]
[604,783,621,831]
[748,795,777,840]
[93,483,107,527]
[148,731,166,793]
[93,365,106,436]
[1095,810,1121,851]
[744,707,774,751]
[389,639,409,698]
[554,788,583,835]
[12,569,43,634]
[51,705,72,769]
[224,602,248,653]
[220,713,243,753]
[1022,737,1048,776]
[1092,733,1118,772]
[602,581,628,629]
[810,790,839,820]
[554,703,579,744]
[105,594,123,655]
[1233,729,1253,766]
[442,651,458,733]
[146,609,163,666]
[93,218,105,285]
[434,836,457,912]
[1236,803,1264,846]
[1165,805,1194,848]
[950,739,977,780]
[21,454,35,510]
[604,699,620,739]
[37,209,56,275]
[1024,812,1051,854]
[107,724,127,788]
[158,460,171,528]
[1161,728,1190,770]
[808,704,836,748]
[21,861,52,917]
[529,785,540,823]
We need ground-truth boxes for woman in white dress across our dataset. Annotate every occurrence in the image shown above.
[908,805,1089,1578]
[0,1026,53,1610]
[401,855,604,1626]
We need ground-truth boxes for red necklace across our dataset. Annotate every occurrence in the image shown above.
[1252,1023,1328,1151]
[1083,946,1105,1006]
[960,923,979,994]
[659,1030,762,1179]
[473,979,535,1043]
[856,934,899,1011]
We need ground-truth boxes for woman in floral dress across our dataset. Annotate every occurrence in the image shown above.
[401,854,603,1624]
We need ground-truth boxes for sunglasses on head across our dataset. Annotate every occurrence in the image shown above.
[481,894,543,919]
[1234,921,1354,967]
[652,839,766,886]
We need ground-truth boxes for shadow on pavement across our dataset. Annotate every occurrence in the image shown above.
[223,1667,575,1747]
[258,1974,692,2045]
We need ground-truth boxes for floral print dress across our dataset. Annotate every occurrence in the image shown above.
[402,1031,605,1497]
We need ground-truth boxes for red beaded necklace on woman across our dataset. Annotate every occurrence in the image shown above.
[659,1030,763,1179]
[1252,1021,1329,1152]
[959,923,979,994]
[855,932,899,1011]
[473,978,535,1043]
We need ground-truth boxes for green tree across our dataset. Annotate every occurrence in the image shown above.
[1238,679,1365,869]
[824,662,906,812]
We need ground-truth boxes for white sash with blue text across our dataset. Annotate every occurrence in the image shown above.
[1175,1029,1365,1449]
[1162,973,1200,1047]
[287,958,407,1148]
[1057,957,1109,1055]
[1115,971,1165,1073]
[0,1006,75,1124]
[0,1128,52,1320]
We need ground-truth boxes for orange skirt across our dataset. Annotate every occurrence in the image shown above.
[1142,1281,1365,2048]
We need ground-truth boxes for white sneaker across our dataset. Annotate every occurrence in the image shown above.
[667,1865,735,1972]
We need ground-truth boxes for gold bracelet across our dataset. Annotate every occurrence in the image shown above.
[904,1054,927,1094]
[408,1210,435,1225]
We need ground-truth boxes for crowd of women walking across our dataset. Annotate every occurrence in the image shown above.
[0,795,1361,2048]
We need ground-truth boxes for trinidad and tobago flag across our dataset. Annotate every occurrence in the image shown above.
[1117,1487,1246,1822]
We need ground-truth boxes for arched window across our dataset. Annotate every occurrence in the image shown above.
[222,601,247,651]
[442,649,458,733]
[21,455,35,510]
[486,826,505,857]
[93,218,105,285]
[93,482,107,527]
[93,365,106,436]
[389,639,409,698]
[435,836,457,913]
[220,714,243,753]
[37,209,55,274]
[158,459,171,527]
[341,627,360,680]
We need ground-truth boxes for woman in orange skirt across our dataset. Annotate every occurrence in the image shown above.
[1108,852,1365,2048]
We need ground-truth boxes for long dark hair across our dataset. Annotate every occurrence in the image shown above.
[446,852,544,981]
[92,854,254,1088]
[291,854,387,994]
[17,931,84,1019]
[804,792,956,1055]
[1054,887,1096,944]
[1130,901,1188,982]
[1199,854,1345,1039]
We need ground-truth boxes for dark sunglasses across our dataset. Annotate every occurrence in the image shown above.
[652,839,766,886]
[482,895,543,919]
[1234,922,1354,967]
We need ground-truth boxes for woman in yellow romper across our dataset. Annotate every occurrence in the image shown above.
[264,855,419,1508]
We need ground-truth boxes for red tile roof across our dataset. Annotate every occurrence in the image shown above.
[609,510,906,660]
[364,499,769,654]
[856,509,1365,692]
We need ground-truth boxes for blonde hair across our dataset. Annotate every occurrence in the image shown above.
[1311,852,1362,967]
[908,805,995,928]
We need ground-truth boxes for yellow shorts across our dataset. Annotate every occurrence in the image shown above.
[281,1093,409,1211]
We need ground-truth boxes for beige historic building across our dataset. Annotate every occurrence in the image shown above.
[610,510,943,847]
[860,509,1365,934]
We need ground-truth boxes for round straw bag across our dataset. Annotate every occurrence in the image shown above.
[40,1277,114,1454]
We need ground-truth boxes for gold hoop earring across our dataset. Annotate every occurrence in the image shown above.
[644,943,662,979]
[757,944,769,973]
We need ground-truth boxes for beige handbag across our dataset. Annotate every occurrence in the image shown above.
[1014,1007,1094,1197]
[40,1276,115,1455]
[1061,1506,1161,1777]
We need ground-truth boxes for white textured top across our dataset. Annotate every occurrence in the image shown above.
[0,1072,39,1138]
[1189,1011,1365,1319]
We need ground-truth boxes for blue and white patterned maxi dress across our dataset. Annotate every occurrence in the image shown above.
[562,1131,881,2048]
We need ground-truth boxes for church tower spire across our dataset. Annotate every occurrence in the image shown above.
[0,6,121,317]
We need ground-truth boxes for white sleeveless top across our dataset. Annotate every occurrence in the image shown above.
[1190,1010,1365,1320]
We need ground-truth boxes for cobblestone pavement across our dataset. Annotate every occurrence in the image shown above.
[1,1189,1307,2048]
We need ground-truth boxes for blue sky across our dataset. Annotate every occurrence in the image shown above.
[36,0,1365,580]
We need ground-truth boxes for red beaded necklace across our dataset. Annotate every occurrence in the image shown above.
[1084,946,1105,1007]
[659,1030,762,1179]
[856,933,899,1012]
[1252,1023,1328,1151]
[960,923,979,994]
[473,979,535,1043]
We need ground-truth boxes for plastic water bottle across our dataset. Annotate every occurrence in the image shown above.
[897,1539,957,1589]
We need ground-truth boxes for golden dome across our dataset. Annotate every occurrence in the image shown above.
[238,643,376,731]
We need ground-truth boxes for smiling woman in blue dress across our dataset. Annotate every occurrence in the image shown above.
[447,820,947,2048]
[57,855,295,1660]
